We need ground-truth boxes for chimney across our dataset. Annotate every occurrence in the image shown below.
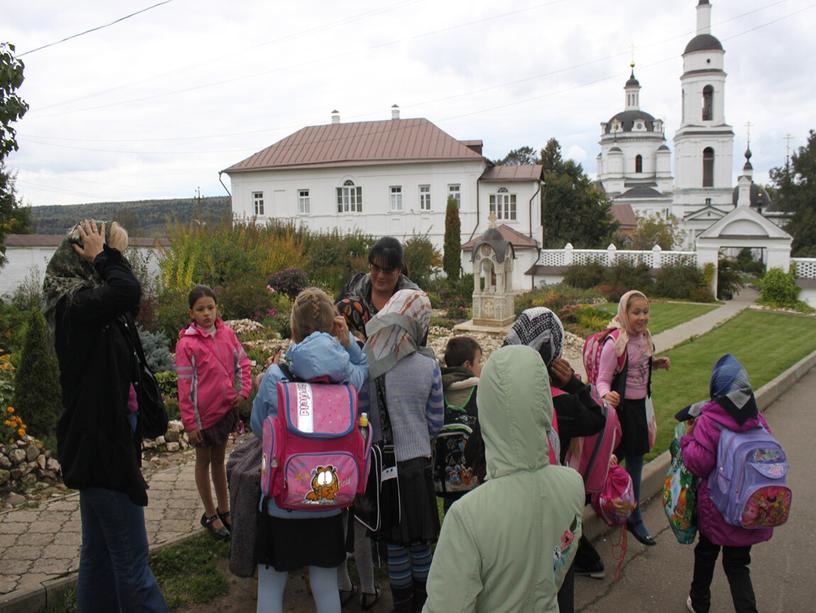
[391,104,400,120]
[331,110,340,124]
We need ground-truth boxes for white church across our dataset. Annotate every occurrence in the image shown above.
[596,0,780,248]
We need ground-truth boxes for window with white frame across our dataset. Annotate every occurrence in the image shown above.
[336,180,362,213]
[489,188,516,220]
[252,191,264,216]
[419,185,431,211]
[448,183,461,207]
[389,186,403,211]
[298,189,310,214]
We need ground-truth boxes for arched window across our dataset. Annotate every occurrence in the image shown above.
[336,179,363,213]
[635,154,643,173]
[702,85,714,121]
[702,147,714,187]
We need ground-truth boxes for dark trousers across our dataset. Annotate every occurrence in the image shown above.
[689,532,757,613]
[557,563,574,613]
[77,487,168,613]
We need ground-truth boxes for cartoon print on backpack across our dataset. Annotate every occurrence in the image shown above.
[305,465,340,504]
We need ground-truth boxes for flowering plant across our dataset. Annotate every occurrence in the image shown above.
[2,405,26,443]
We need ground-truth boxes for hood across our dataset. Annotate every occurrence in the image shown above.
[286,331,351,383]
[440,365,478,390]
[699,399,762,433]
[180,318,224,339]
[477,346,552,479]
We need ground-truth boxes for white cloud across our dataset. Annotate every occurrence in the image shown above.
[1,0,813,206]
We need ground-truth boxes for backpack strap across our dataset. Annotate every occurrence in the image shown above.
[375,375,394,446]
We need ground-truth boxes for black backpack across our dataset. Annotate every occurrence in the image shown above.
[433,387,484,497]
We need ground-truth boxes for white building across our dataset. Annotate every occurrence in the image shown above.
[223,108,544,263]
[597,0,784,248]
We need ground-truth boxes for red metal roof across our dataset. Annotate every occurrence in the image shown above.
[480,165,543,182]
[461,224,538,250]
[224,118,484,173]
[5,234,168,248]
[611,203,637,228]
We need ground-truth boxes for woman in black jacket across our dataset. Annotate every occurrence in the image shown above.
[44,220,168,612]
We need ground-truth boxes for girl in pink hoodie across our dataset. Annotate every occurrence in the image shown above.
[176,285,251,538]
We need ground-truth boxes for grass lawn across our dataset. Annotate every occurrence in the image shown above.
[647,310,816,460]
[596,301,718,335]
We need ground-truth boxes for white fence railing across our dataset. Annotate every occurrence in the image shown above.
[537,243,697,270]
[791,258,816,279]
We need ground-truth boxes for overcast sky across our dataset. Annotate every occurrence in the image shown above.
[3,0,814,207]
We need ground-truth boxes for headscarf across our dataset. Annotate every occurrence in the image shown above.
[609,289,653,358]
[709,354,758,424]
[503,307,564,366]
[364,289,434,380]
[42,222,114,329]
[335,296,371,339]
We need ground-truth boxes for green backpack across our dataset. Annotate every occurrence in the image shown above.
[662,422,698,544]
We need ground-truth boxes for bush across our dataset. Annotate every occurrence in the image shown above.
[736,248,766,276]
[403,234,441,288]
[155,288,190,342]
[716,258,745,300]
[757,267,801,308]
[563,262,607,289]
[558,304,613,337]
[426,274,473,321]
[13,308,62,442]
[10,265,43,311]
[139,327,175,372]
[260,293,293,339]
[654,261,713,301]
[218,278,276,321]
[267,268,309,300]
[515,284,602,315]
[606,260,654,296]
[443,196,461,280]
[155,370,178,398]
[0,299,28,354]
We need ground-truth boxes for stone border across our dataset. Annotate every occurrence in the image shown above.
[582,348,816,541]
[0,529,206,613]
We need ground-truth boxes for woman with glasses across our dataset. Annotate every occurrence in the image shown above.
[339,237,420,326]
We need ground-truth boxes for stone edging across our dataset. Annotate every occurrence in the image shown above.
[582,348,816,542]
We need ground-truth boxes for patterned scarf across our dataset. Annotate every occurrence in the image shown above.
[42,222,114,330]
[335,296,371,339]
[710,354,758,424]
[364,289,434,380]
[610,290,653,358]
[503,307,564,366]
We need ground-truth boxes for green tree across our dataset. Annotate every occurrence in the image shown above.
[0,43,29,267]
[13,308,62,442]
[402,232,440,288]
[443,195,461,279]
[494,145,540,166]
[627,212,685,250]
[770,129,816,256]
[540,138,617,248]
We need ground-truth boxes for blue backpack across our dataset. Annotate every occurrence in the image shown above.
[708,427,792,529]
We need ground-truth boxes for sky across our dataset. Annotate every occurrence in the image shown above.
[2,0,815,207]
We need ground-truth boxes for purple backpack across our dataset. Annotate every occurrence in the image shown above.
[708,427,792,529]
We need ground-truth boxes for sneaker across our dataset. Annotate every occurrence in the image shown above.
[686,595,697,613]
[574,560,606,579]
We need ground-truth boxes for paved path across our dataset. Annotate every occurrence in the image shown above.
[0,461,203,606]
[576,361,816,612]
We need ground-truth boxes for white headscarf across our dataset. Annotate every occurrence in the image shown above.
[609,290,653,358]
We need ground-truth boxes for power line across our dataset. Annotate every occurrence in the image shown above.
[18,1,174,57]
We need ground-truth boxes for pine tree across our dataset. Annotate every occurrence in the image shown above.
[443,195,461,280]
[13,308,62,440]
[771,129,816,256]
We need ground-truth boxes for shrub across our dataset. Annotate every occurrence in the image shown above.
[515,284,602,315]
[261,293,293,339]
[403,234,441,288]
[10,265,43,311]
[217,278,275,321]
[13,308,62,442]
[139,327,175,372]
[1,404,28,445]
[558,304,613,337]
[0,299,28,354]
[155,370,178,399]
[267,268,309,300]
[155,288,190,342]
[716,258,745,300]
[654,261,712,301]
[427,274,473,321]
[736,248,766,276]
[605,260,654,295]
[443,196,461,280]
[563,262,606,289]
[757,267,801,308]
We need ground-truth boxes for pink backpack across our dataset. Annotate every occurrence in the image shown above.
[591,463,636,526]
[261,376,372,511]
[565,404,622,494]
[582,327,626,393]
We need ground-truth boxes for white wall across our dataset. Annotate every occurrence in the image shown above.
[228,161,489,249]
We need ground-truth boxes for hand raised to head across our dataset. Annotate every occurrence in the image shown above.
[72,219,105,262]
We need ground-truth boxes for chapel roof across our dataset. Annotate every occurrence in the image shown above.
[604,110,656,134]
[684,33,723,54]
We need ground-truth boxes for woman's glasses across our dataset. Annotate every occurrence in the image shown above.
[369,263,398,276]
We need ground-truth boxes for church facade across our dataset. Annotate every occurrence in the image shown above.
[596,0,778,248]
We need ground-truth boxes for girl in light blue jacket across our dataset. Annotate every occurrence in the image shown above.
[250,288,368,613]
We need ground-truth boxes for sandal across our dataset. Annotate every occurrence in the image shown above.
[200,513,230,539]
[339,584,358,607]
[217,509,232,530]
[360,587,380,610]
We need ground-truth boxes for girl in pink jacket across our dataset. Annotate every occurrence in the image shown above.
[679,354,771,613]
[176,285,251,539]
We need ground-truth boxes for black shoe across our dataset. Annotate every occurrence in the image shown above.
[201,513,230,539]
[217,508,231,530]
[574,560,606,579]
[626,519,656,546]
